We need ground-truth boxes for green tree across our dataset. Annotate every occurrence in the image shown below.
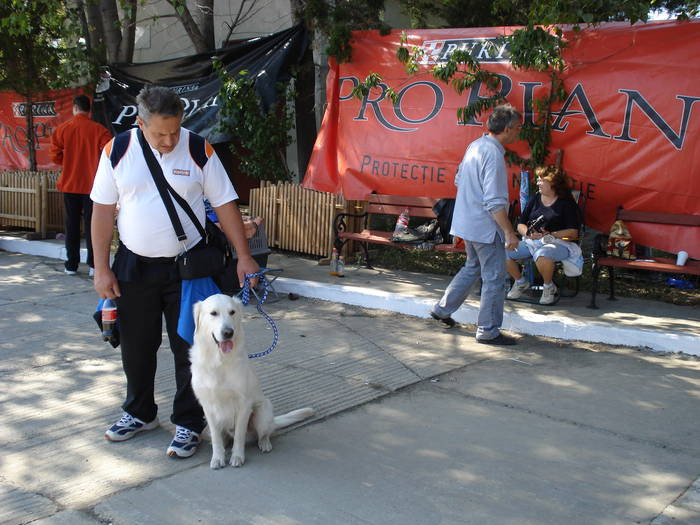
[305,0,699,61]
[0,0,89,170]
[525,0,698,25]
[401,0,531,28]
[301,0,390,62]
[215,66,297,182]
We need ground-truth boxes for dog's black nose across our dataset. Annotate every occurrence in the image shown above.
[222,328,234,340]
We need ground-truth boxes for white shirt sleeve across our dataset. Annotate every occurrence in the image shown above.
[90,148,119,205]
[202,148,238,207]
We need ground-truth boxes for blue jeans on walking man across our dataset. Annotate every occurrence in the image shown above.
[432,234,506,341]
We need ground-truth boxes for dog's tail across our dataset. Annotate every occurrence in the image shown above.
[273,407,315,430]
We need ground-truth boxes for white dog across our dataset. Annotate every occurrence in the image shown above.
[190,294,314,469]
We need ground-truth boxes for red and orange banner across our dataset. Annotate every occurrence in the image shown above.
[0,88,83,171]
[303,21,700,258]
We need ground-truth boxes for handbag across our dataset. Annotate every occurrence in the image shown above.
[137,130,231,280]
[606,220,636,259]
[432,198,455,243]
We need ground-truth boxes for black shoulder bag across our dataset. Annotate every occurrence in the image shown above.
[137,129,230,280]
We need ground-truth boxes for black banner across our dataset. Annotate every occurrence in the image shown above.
[93,25,308,144]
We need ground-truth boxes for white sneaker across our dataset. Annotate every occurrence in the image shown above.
[507,280,530,299]
[166,426,201,458]
[540,284,558,305]
[64,268,77,276]
[88,267,95,278]
[105,413,159,442]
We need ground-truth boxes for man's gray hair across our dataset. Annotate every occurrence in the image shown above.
[487,104,521,135]
[136,86,184,124]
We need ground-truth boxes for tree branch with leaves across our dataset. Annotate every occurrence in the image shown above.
[0,0,90,169]
[215,62,297,182]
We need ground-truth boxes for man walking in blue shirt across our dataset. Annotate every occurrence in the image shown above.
[430,104,522,345]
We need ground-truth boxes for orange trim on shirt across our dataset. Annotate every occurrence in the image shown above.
[205,141,214,158]
[104,138,114,158]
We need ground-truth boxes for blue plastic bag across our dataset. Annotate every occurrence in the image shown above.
[177,277,222,344]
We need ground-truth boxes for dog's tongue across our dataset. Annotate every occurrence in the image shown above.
[219,340,233,354]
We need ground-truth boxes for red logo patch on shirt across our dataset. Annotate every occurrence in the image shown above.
[172,168,190,176]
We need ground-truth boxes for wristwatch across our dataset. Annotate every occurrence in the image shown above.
[542,234,555,244]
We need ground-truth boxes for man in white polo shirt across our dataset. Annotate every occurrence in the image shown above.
[91,86,259,458]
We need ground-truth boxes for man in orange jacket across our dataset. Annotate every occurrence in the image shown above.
[51,95,112,276]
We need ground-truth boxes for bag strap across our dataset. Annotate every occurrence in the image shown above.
[110,131,131,169]
[136,129,206,242]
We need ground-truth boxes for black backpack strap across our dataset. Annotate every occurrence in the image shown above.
[109,131,132,169]
[188,132,208,170]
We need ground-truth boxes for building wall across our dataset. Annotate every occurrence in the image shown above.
[133,0,296,62]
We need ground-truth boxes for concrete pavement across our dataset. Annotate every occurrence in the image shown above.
[2,233,698,354]
[1,244,700,524]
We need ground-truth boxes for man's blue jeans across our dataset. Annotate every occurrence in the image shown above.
[432,235,506,341]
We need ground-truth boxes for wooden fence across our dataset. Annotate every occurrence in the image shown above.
[0,171,62,233]
[249,181,364,257]
[1,174,362,259]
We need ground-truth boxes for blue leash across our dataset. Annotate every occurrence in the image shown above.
[239,270,279,359]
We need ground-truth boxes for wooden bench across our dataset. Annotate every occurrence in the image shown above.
[589,207,700,308]
[333,194,461,268]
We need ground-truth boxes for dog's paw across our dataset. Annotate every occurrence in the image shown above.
[258,436,272,453]
[230,454,246,467]
[210,456,227,470]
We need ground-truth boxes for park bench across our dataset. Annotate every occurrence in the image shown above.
[589,207,700,308]
[332,194,461,268]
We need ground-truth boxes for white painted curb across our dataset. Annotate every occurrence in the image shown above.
[0,236,87,263]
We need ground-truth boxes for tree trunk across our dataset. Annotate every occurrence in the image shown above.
[167,0,209,54]
[79,0,100,59]
[195,0,215,51]
[25,93,37,171]
[84,0,105,59]
[118,0,137,62]
[100,0,123,63]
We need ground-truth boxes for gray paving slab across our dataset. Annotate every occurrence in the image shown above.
[93,384,700,525]
[29,510,101,525]
[652,479,700,524]
[0,254,467,515]
[337,311,495,378]
[2,249,700,525]
[436,338,700,456]
[0,256,93,304]
[0,482,57,525]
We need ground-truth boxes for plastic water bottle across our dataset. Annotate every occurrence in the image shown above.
[393,208,410,235]
[102,298,117,342]
[329,248,339,276]
[336,255,345,277]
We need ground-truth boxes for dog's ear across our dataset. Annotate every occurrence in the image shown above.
[193,301,202,335]
[229,295,244,309]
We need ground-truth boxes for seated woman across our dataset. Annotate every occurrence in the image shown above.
[506,166,581,305]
